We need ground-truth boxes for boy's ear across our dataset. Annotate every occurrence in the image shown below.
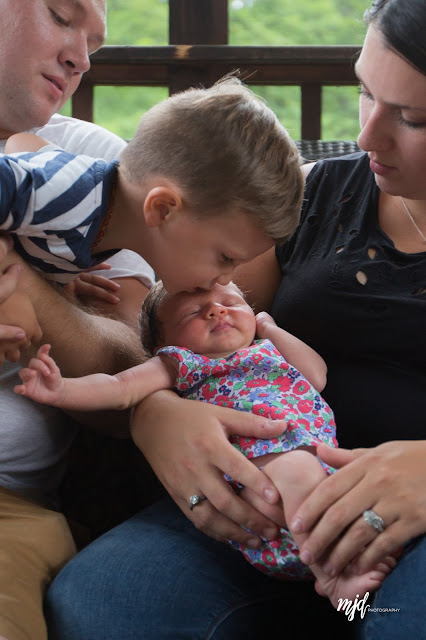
[143,186,183,227]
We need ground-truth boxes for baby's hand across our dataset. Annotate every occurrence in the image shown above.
[255,311,277,338]
[14,344,67,406]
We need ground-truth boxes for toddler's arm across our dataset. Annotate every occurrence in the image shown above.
[14,344,176,411]
[5,132,51,154]
[256,312,327,392]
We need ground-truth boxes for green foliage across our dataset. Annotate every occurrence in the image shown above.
[229,0,366,44]
[106,0,168,45]
[62,0,370,141]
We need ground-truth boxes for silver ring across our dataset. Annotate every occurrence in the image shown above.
[363,509,386,533]
[189,494,206,511]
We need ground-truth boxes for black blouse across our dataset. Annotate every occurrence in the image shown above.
[272,152,426,449]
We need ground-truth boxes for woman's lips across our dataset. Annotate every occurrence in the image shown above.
[369,157,395,177]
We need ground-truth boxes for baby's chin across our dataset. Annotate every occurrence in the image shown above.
[203,338,254,359]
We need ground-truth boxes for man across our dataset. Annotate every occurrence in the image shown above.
[0,1,154,638]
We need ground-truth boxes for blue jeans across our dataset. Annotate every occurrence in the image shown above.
[45,497,355,639]
[359,535,426,640]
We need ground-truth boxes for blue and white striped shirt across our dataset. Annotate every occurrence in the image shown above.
[0,147,118,283]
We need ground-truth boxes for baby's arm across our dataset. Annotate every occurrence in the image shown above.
[256,312,327,392]
[5,132,51,154]
[14,344,176,411]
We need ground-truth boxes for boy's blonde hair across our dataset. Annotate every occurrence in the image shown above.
[121,76,303,244]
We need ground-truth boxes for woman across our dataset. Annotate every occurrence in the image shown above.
[45,1,426,638]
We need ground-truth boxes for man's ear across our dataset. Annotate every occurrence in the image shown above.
[143,186,183,227]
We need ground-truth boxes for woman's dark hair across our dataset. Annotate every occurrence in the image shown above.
[364,0,426,75]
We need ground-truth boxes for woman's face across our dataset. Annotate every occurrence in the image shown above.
[356,25,426,200]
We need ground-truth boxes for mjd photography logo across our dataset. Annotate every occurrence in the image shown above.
[337,592,400,622]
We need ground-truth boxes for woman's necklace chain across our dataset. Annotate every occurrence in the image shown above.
[400,197,426,244]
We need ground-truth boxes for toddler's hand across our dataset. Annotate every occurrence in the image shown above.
[14,344,67,406]
[255,311,277,338]
[63,263,120,305]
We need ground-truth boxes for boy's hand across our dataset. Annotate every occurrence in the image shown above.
[0,288,42,364]
[255,311,277,338]
[63,263,120,306]
[14,344,67,405]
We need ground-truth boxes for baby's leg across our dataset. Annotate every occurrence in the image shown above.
[238,446,316,528]
[263,451,393,608]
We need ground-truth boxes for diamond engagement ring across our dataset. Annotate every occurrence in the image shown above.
[363,509,386,533]
[189,494,206,511]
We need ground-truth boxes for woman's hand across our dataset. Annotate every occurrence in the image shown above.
[131,391,288,547]
[290,441,426,575]
[63,263,120,305]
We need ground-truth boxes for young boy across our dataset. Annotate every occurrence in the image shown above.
[15,281,394,609]
[0,76,303,292]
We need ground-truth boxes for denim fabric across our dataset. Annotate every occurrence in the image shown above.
[359,535,426,640]
[45,497,354,639]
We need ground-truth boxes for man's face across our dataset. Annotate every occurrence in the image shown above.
[0,0,106,138]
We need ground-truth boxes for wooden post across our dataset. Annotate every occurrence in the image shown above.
[301,83,322,140]
[168,0,228,94]
[169,0,228,44]
[71,80,94,122]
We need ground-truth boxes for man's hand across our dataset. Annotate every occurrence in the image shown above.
[0,290,42,364]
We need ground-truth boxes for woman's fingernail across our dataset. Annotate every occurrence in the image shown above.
[263,528,277,540]
[15,331,26,340]
[323,563,334,576]
[291,518,303,533]
[247,538,261,549]
[300,550,312,564]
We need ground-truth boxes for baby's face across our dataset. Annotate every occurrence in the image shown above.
[157,282,256,358]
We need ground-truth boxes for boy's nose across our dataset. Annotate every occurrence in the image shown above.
[214,273,233,286]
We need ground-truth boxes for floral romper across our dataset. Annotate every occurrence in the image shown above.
[157,339,337,579]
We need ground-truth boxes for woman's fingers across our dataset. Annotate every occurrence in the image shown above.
[219,407,286,503]
[316,443,367,467]
[352,518,424,575]
[291,457,366,538]
[294,441,426,576]
[178,478,278,547]
[131,395,283,543]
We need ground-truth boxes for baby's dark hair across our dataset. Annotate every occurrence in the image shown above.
[139,281,168,357]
